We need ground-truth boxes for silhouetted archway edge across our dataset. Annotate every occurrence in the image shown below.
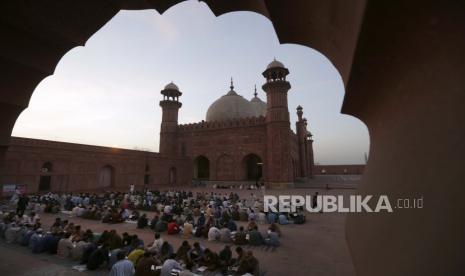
[1,2,464,276]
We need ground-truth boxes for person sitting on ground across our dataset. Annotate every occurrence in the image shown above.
[268,223,282,237]
[149,215,159,231]
[137,214,148,229]
[135,251,161,276]
[220,225,232,243]
[226,219,237,232]
[248,226,264,246]
[160,241,174,261]
[175,240,191,264]
[200,248,219,271]
[167,220,180,235]
[154,220,167,233]
[182,221,193,239]
[87,243,109,270]
[247,220,257,232]
[147,232,163,254]
[264,228,280,247]
[110,250,135,276]
[278,213,290,225]
[218,245,233,273]
[127,244,145,266]
[233,226,247,245]
[108,229,123,250]
[127,234,144,254]
[57,232,73,258]
[207,226,221,241]
[236,251,259,276]
[160,254,182,276]
[187,242,204,264]
[197,212,206,227]
[122,232,132,247]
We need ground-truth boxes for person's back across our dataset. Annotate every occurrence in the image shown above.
[137,216,148,229]
[87,246,108,270]
[111,252,135,276]
[234,228,248,245]
[220,227,232,243]
[208,227,220,241]
[160,258,182,276]
[248,229,263,246]
[265,231,280,247]
[182,222,193,239]
[127,247,145,266]
[135,253,160,276]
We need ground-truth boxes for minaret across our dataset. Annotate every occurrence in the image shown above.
[296,105,308,177]
[305,121,315,178]
[159,82,182,156]
[262,59,293,188]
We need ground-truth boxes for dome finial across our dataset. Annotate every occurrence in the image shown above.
[254,84,257,97]
[230,77,234,90]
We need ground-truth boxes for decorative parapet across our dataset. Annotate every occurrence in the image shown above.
[178,116,266,132]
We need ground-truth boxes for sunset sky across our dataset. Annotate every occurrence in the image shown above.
[12,0,369,165]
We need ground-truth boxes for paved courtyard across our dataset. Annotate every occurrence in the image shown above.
[0,187,356,276]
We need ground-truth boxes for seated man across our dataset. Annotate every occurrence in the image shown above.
[137,214,148,229]
[110,250,135,276]
[176,240,191,264]
[182,221,193,239]
[218,245,233,273]
[220,226,232,243]
[236,251,259,276]
[233,226,247,245]
[248,226,264,246]
[147,232,163,253]
[187,242,205,264]
[87,243,109,270]
[127,245,145,266]
[136,252,161,276]
[207,226,221,241]
[167,221,180,235]
[200,248,219,271]
[278,213,290,225]
[160,254,182,276]
[264,230,280,247]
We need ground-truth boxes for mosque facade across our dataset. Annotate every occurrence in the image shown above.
[160,60,315,189]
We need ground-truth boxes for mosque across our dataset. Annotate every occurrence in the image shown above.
[161,59,315,189]
[0,59,354,194]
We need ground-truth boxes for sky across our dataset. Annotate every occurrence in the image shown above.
[12,0,369,165]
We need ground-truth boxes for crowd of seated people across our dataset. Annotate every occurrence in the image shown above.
[0,209,260,275]
[12,189,308,251]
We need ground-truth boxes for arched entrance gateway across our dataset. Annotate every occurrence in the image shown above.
[38,161,53,191]
[0,2,463,276]
[98,165,114,188]
[193,155,209,180]
[243,154,263,181]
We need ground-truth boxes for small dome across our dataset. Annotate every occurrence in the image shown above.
[164,82,179,91]
[266,58,285,69]
[250,96,267,117]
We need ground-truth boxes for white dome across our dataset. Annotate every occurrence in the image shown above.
[206,89,256,122]
[266,59,285,69]
[164,82,179,90]
[250,96,267,117]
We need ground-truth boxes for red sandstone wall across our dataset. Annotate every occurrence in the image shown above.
[0,137,192,194]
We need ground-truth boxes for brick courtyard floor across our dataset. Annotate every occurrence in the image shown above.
[0,187,356,276]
